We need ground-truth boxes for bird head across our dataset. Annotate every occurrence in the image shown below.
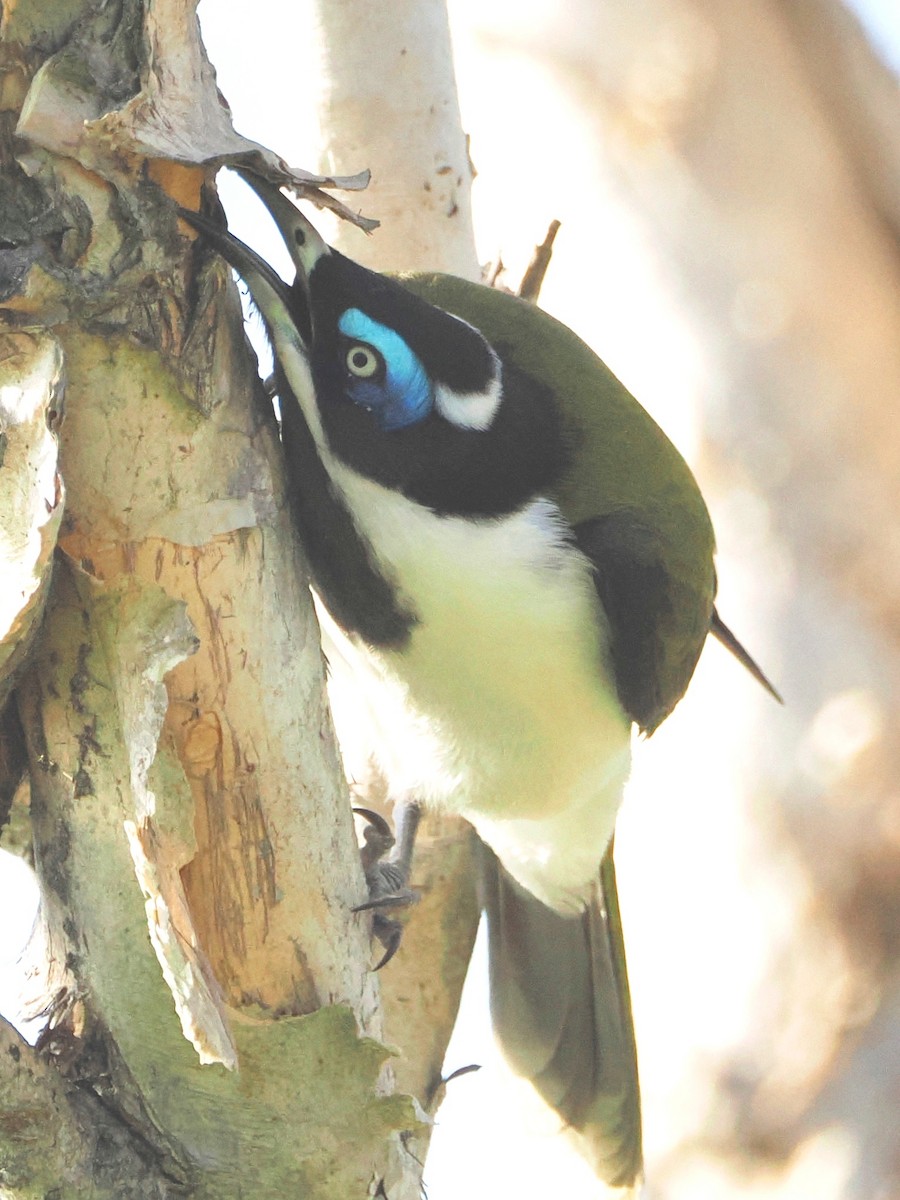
[178,177,563,517]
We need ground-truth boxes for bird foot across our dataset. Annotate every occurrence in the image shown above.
[352,801,422,969]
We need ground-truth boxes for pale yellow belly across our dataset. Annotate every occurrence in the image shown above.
[321,466,633,911]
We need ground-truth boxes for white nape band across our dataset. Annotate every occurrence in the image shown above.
[434,367,503,431]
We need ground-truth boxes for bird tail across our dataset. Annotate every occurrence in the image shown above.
[480,839,642,1188]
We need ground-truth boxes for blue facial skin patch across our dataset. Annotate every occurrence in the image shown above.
[338,308,434,431]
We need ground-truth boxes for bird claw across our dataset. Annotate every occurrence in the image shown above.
[352,802,422,970]
[351,892,417,914]
[369,916,404,971]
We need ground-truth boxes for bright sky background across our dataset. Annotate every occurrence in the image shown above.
[849,0,900,70]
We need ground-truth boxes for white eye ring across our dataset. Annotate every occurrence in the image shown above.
[346,343,381,378]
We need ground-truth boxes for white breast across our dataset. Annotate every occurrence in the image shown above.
[318,459,633,914]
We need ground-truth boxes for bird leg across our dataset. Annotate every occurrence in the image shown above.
[352,800,422,969]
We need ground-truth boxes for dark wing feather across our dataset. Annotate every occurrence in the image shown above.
[711,608,783,703]
[574,511,713,732]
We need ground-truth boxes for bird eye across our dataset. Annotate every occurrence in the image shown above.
[345,343,381,379]
[294,226,306,247]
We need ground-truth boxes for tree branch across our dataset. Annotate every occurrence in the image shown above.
[0,1014,183,1197]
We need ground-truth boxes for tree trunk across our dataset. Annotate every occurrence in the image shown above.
[0,0,477,1194]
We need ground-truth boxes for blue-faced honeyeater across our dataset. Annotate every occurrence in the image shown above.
[179,177,778,1188]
